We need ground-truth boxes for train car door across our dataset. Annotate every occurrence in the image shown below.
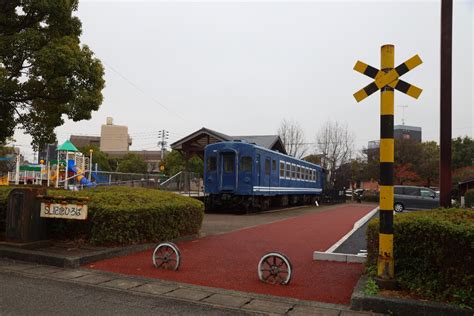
[220,152,236,191]
[256,154,261,186]
[261,157,271,189]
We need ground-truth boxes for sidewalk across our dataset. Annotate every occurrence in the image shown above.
[0,258,383,315]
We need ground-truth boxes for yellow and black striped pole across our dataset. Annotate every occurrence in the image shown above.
[378,44,395,279]
[353,45,423,281]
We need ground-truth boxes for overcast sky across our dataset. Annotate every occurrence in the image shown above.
[13,0,473,161]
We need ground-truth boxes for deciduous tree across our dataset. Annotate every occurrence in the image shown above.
[277,119,307,158]
[314,120,354,187]
[0,1,105,149]
[452,136,474,170]
[117,153,148,174]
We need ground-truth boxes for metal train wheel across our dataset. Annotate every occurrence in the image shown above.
[258,252,292,285]
[152,242,181,270]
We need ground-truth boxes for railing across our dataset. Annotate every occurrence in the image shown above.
[159,171,203,197]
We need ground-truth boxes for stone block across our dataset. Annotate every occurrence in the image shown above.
[314,251,347,262]
[75,274,114,285]
[203,294,251,308]
[242,299,293,314]
[101,278,144,290]
[165,288,211,301]
[133,283,178,295]
[289,305,340,316]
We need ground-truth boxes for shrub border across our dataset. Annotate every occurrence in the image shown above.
[351,275,472,316]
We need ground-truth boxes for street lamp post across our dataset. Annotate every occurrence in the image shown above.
[89,149,93,182]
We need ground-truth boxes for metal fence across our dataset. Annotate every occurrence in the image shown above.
[159,171,204,197]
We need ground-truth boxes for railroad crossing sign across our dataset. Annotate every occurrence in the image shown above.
[353,54,423,102]
[353,45,422,280]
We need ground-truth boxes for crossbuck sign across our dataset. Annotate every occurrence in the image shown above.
[353,45,423,280]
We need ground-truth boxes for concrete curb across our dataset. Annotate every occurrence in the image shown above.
[313,207,379,263]
[0,258,370,316]
[351,275,472,316]
[0,243,156,268]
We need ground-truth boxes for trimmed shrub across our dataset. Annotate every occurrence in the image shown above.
[362,192,379,203]
[0,186,204,246]
[367,209,474,307]
[465,189,474,208]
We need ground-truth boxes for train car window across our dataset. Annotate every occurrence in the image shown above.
[304,168,308,180]
[207,157,217,171]
[286,162,291,178]
[223,155,234,173]
[265,159,270,175]
[297,166,301,179]
[291,164,296,179]
[280,161,285,177]
[313,170,316,181]
[272,160,276,172]
[240,156,252,172]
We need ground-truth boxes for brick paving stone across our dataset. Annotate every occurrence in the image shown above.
[203,294,251,308]
[242,299,293,314]
[132,283,178,295]
[289,305,340,316]
[74,274,115,285]
[22,266,63,275]
[164,288,212,301]
[50,270,91,280]
[100,278,144,290]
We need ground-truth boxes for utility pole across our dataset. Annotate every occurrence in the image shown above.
[157,130,169,160]
[440,0,452,208]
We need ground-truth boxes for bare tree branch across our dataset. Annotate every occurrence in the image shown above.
[314,120,355,187]
[277,119,307,159]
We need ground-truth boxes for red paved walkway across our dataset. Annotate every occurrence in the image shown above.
[87,204,374,305]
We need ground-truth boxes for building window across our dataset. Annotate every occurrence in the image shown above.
[207,157,217,172]
[241,156,252,172]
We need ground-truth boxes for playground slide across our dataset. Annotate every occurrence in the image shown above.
[67,160,95,187]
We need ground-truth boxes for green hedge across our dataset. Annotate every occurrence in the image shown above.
[367,209,474,307]
[0,186,204,246]
[465,189,474,208]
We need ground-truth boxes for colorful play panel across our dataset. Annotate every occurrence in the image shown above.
[87,204,374,305]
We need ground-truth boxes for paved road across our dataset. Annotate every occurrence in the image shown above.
[201,203,374,237]
[0,272,252,316]
[334,211,379,255]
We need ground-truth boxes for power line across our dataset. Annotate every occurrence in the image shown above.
[102,60,191,124]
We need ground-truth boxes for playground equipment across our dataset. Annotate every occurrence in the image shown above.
[53,140,95,189]
[6,140,96,189]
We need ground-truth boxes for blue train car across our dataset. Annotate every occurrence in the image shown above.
[204,141,325,211]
